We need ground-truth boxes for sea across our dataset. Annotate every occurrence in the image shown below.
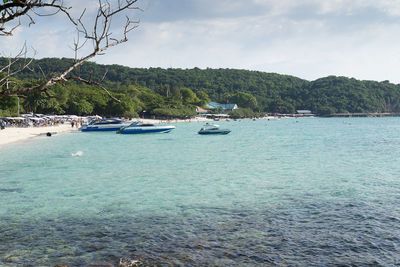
[1,117,400,266]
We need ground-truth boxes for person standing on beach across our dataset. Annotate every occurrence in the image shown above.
[0,120,5,130]
[71,121,75,128]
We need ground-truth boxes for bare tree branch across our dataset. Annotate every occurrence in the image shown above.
[0,0,76,36]
[0,42,37,91]
[0,0,141,101]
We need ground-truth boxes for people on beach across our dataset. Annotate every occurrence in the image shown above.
[1,115,86,129]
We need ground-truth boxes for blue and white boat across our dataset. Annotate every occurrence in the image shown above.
[117,121,176,134]
[80,118,132,132]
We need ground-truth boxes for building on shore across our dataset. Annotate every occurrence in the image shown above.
[196,106,209,114]
[296,110,315,117]
[206,102,238,113]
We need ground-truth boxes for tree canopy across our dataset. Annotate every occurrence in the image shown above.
[2,57,400,117]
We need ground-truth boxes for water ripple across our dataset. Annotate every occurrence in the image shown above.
[0,199,399,266]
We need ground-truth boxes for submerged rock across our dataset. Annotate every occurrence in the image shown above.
[118,257,141,267]
[87,263,114,267]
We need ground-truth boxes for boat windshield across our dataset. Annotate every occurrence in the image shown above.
[128,121,154,127]
[204,123,219,128]
[93,119,122,125]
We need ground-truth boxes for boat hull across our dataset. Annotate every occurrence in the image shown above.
[198,129,231,135]
[118,126,175,134]
[81,126,124,132]
[80,124,131,132]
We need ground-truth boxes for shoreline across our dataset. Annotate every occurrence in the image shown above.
[0,118,214,149]
[0,123,78,149]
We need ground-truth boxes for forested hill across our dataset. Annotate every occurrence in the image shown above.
[2,57,400,116]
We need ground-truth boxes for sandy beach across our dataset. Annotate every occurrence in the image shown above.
[0,123,78,148]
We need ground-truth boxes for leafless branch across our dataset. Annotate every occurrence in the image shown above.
[0,43,37,91]
[0,0,76,36]
[44,90,55,98]
[0,0,141,100]
[101,69,109,82]
[37,65,47,80]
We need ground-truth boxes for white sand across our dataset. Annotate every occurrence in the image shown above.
[0,123,78,149]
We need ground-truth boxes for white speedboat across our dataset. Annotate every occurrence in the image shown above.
[198,123,231,135]
[80,118,132,132]
[117,121,175,134]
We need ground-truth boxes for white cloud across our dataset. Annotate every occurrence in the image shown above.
[3,0,400,83]
[247,0,400,17]
[0,28,24,57]
[96,5,400,83]
[64,0,101,17]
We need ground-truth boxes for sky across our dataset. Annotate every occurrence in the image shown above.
[2,0,400,83]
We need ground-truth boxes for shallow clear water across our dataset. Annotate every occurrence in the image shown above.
[1,118,400,266]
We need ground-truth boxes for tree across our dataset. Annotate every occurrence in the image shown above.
[24,92,64,114]
[180,87,199,105]
[138,90,164,113]
[68,98,93,116]
[228,108,255,119]
[229,91,258,110]
[106,94,136,116]
[0,0,141,100]
[171,86,181,100]
[0,95,19,114]
[196,90,210,107]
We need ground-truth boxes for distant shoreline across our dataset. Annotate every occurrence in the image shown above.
[2,114,396,149]
[0,118,213,149]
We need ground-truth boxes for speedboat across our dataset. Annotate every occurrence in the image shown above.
[80,118,132,132]
[117,121,175,134]
[198,123,231,135]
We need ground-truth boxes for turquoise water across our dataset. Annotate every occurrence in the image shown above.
[1,118,400,266]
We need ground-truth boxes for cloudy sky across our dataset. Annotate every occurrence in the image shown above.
[2,0,400,83]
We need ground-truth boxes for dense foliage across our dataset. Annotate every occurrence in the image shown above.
[2,57,400,117]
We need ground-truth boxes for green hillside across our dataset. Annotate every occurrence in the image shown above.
[1,57,400,117]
